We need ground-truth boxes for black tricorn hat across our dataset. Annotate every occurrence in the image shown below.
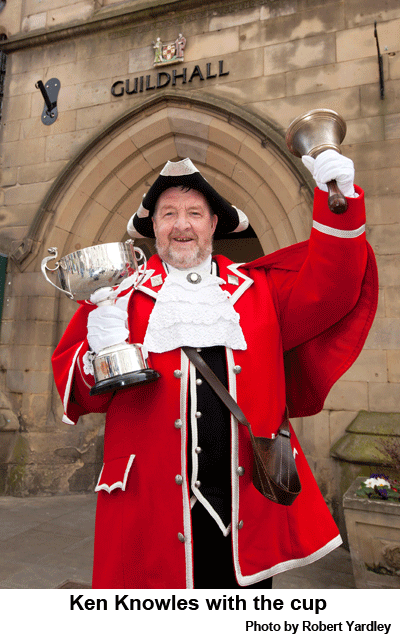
[127,158,249,239]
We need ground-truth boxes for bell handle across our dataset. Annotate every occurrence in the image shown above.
[41,247,74,299]
[327,180,348,214]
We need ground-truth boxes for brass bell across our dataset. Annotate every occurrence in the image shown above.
[286,109,348,214]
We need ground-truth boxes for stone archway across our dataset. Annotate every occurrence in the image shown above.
[28,91,314,273]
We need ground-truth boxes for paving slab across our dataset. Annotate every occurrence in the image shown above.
[0,494,96,589]
[273,547,355,589]
[0,494,354,589]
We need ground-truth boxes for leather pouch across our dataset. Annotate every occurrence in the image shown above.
[251,412,301,505]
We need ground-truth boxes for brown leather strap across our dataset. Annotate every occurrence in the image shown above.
[183,346,252,433]
[183,346,290,439]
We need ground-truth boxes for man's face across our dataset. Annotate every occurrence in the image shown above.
[152,187,218,269]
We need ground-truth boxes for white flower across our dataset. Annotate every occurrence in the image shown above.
[364,477,390,489]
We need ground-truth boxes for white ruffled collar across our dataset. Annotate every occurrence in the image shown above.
[143,258,247,353]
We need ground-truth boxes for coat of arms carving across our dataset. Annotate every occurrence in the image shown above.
[153,34,186,67]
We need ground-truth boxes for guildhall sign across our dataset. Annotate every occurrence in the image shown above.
[111,33,229,97]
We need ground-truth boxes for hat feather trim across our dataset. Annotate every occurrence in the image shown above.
[160,158,199,177]
[232,206,249,232]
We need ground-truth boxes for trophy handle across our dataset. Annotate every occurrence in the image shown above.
[41,247,74,299]
[133,245,147,288]
[125,240,147,288]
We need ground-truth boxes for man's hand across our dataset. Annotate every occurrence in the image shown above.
[87,295,129,354]
[302,149,356,197]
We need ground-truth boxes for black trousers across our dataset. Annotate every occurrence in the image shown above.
[192,502,273,589]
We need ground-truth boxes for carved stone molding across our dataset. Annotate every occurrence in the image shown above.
[1,0,281,53]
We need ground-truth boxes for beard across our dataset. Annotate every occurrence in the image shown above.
[155,235,213,270]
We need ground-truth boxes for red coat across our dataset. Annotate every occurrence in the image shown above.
[52,187,378,588]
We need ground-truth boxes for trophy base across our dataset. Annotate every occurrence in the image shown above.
[89,369,160,396]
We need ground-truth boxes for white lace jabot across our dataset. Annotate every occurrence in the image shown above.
[143,258,247,353]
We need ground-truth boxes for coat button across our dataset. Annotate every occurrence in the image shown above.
[177,532,185,543]
[194,480,201,488]
[196,378,203,385]
[233,365,242,374]
[174,370,183,378]
[238,520,244,530]
[187,272,202,284]
[175,475,183,485]
[237,466,245,476]
[174,419,183,428]
[195,446,202,454]
[195,411,202,418]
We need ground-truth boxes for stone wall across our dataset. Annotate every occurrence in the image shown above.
[0,0,398,511]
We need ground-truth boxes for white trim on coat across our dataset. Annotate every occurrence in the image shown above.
[226,347,243,584]
[136,269,158,299]
[312,220,365,239]
[62,342,84,425]
[179,349,194,589]
[95,454,136,493]
[77,355,93,390]
[189,360,231,537]
[62,414,75,425]
[238,534,343,586]
[226,263,254,305]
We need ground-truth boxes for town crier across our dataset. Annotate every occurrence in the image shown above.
[52,152,378,589]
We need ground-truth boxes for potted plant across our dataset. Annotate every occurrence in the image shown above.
[343,439,400,589]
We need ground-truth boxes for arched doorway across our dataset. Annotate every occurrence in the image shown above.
[29,91,313,274]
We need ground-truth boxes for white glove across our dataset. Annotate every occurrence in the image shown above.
[302,149,356,197]
[87,296,129,354]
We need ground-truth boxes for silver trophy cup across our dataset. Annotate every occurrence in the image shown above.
[42,240,160,395]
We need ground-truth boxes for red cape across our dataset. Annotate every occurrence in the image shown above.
[243,240,378,417]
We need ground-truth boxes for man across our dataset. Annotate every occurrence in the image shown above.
[52,152,378,589]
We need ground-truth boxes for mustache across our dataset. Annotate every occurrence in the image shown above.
[169,233,197,240]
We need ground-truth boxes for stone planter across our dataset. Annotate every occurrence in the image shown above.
[343,477,400,588]
[331,411,400,548]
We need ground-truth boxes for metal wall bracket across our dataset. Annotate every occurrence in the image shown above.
[35,77,61,124]
[374,22,385,100]
[10,238,34,266]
